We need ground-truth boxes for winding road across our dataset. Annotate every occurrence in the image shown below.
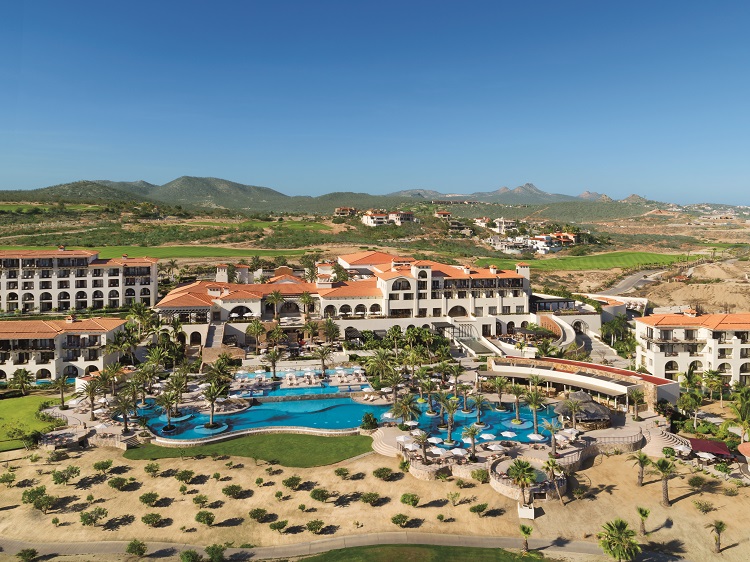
[606,269,665,295]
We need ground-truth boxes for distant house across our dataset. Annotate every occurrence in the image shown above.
[435,210,452,219]
[490,217,517,234]
[388,211,415,225]
[334,207,358,217]
[361,210,389,227]
[474,217,491,228]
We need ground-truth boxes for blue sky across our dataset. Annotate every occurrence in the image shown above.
[2,1,749,204]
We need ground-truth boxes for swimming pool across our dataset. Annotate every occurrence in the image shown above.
[230,381,372,398]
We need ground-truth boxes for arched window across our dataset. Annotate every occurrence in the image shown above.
[369,303,382,313]
[6,293,17,301]
[36,369,51,380]
[40,292,52,301]
[108,290,119,298]
[58,292,70,300]
[447,306,468,317]
[507,321,516,335]
[664,361,679,372]
[339,304,352,315]
[688,360,703,373]
[717,362,731,374]
[63,365,78,377]
[22,293,34,302]
[75,291,87,300]
[740,363,750,374]
[354,304,367,315]
[323,305,336,317]
[140,288,150,296]
[125,288,136,297]
[392,279,412,291]
[0,370,5,380]
[92,290,103,299]
[190,332,202,346]
[418,271,428,279]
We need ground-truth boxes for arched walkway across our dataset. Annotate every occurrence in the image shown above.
[63,365,78,377]
[190,332,202,346]
[448,306,468,317]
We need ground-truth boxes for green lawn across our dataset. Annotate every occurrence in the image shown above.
[0,245,306,259]
[0,393,57,452]
[302,545,547,562]
[476,251,698,271]
[0,204,101,212]
[123,434,373,467]
[190,220,331,231]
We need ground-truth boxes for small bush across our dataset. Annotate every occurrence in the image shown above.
[80,507,108,526]
[360,412,378,430]
[447,492,461,506]
[51,517,60,527]
[437,514,445,522]
[662,447,675,458]
[298,503,306,512]
[724,486,739,497]
[360,492,380,505]
[175,470,194,484]
[334,468,349,480]
[282,475,302,490]
[255,477,264,487]
[0,472,16,487]
[93,459,113,475]
[693,500,714,514]
[306,519,324,534]
[269,520,288,534]
[179,484,188,495]
[139,492,159,507]
[249,508,267,522]
[195,510,215,527]
[310,488,331,502]
[688,475,706,490]
[391,513,409,527]
[400,493,419,507]
[455,478,468,489]
[470,503,488,517]
[126,539,148,557]
[108,477,128,491]
[141,513,162,527]
[471,469,489,484]
[222,484,243,499]
[144,462,160,477]
[205,543,226,562]
[573,487,586,500]
[15,549,38,562]
[373,467,393,481]
[399,460,410,472]
[180,551,202,562]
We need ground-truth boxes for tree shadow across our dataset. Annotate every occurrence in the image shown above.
[350,472,366,481]
[263,513,278,524]
[285,525,305,535]
[231,463,244,470]
[160,469,177,478]
[405,518,424,528]
[154,497,173,508]
[75,475,103,490]
[16,479,37,488]
[123,481,142,492]
[216,517,245,528]
[650,517,673,533]
[56,495,82,513]
[333,492,360,507]
[421,498,448,508]
[207,500,225,509]
[298,480,317,492]
[103,514,135,531]
[238,489,254,500]
[388,472,405,482]
[373,496,391,507]
[537,537,572,551]
[109,465,131,475]
[587,483,617,497]
[320,524,340,535]
[192,474,210,485]
[148,547,177,558]
[485,508,505,517]
[638,539,686,561]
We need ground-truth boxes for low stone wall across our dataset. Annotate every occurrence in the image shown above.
[152,425,361,448]
[451,461,489,480]
[556,432,644,472]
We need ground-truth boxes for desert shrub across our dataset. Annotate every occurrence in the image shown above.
[693,499,714,514]
[447,492,461,506]
[471,469,489,484]
[141,513,162,527]
[298,503,306,512]
[249,508,267,522]
[80,507,108,526]
[139,492,159,507]
[724,485,739,497]
[51,466,80,486]
[144,462,160,477]
[269,520,288,534]
[662,447,675,458]
[282,475,302,490]
[175,470,194,484]
[334,468,349,480]
[306,519,324,534]
[391,513,409,527]
[437,514,445,522]
[222,484,243,499]
[372,467,393,481]
[688,475,706,490]
[0,472,16,487]
[195,510,215,527]
[455,478,469,489]
[108,477,128,491]
[255,477,264,487]
[204,544,226,562]
[399,460,410,472]
[360,492,380,505]
[310,488,331,502]
[16,549,38,562]
[470,503,488,517]
[180,551,202,562]
[400,493,419,507]
[93,459,113,475]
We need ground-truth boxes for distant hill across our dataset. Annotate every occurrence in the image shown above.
[147,176,291,209]
[0,180,143,204]
[390,183,583,205]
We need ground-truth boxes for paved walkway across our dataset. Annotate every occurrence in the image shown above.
[0,532,606,560]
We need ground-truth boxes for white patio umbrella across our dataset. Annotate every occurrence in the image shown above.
[674,444,691,454]
[243,312,254,317]
[427,436,443,444]
[528,433,545,441]
[216,397,227,403]
[488,443,505,451]
[404,442,420,451]
[404,420,419,427]
[554,434,569,441]
[696,452,716,460]
[500,431,517,438]
[93,408,106,414]
[67,397,83,406]
[451,448,467,456]
[380,387,393,393]
[411,429,426,437]
[254,369,266,374]
[461,437,474,444]
[381,412,394,419]
[428,446,444,455]
[480,433,496,440]
[97,397,108,404]
[229,313,239,318]
[395,435,413,443]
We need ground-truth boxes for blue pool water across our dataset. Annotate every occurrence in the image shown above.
[34,377,77,386]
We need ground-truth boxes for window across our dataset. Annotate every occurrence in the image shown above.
[458,291,466,299]
[108,268,120,276]
[22,282,34,290]
[475,307,483,316]
[5,281,17,290]
[488,306,497,315]
[40,281,51,289]
[75,280,87,288]
[432,308,441,316]
[92,269,102,277]
[58,281,70,289]
[76,269,87,278]
[58,269,70,277]
[92,279,103,288]
[502,306,510,314]
[108,279,120,287]
[515,306,525,313]
[403,293,414,300]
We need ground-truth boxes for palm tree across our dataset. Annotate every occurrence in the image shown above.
[322,317,340,343]
[542,419,562,457]
[524,388,546,434]
[203,382,226,428]
[519,524,533,554]
[628,389,645,420]
[167,258,178,282]
[422,379,438,414]
[702,369,724,407]
[509,384,525,423]
[166,371,188,409]
[597,518,641,562]
[298,291,315,319]
[77,380,101,422]
[382,371,406,404]
[628,452,651,487]
[705,520,727,554]
[489,375,508,400]
[266,325,285,349]
[472,393,491,426]
[528,374,545,390]
[721,388,750,441]
[311,345,334,375]
[542,459,565,506]
[262,348,285,379]
[205,358,233,386]
[50,377,70,407]
[110,386,137,434]
[435,391,452,427]
[390,393,420,424]
[413,430,429,460]
[443,399,460,445]
[302,320,319,342]
[649,458,677,507]
[678,391,702,429]
[679,364,702,394]
[127,302,152,340]
[457,383,473,413]
[99,362,124,397]
[507,459,536,505]
[245,319,266,355]
[156,390,179,431]
[265,290,285,320]
[564,398,583,430]
[636,506,650,536]
[10,368,34,396]
[462,424,481,459]
[366,348,396,380]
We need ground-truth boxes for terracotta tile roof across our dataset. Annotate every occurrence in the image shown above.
[0,249,97,258]
[637,313,750,330]
[267,274,305,283]
[0,317,126,337]
[338,251,411,266]
[92,257,158,266]
[317,278,382,298]
[373,270,414,280]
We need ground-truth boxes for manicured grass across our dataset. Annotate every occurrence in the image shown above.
[302,545,546,562]
[0,203,101,212]
[0,245,306,259]
[476,251,698,271]
[123,433,373,467]
[0,393,57,452]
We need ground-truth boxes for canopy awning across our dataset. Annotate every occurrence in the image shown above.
[688,438,731,457]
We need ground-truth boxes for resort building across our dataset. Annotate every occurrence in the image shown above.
[333,207,358,217]
[635,311,750,385]
[489,217,517,234]
[155,252,534,348]
[0,248,158,313]
[0,316,127,383]
[360,210,388,227]
[434,210,452,219]
[387,210,415,225]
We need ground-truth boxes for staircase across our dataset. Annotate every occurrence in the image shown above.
[205,323,225,348]
[641,428,691,457]
[371,428,400,457]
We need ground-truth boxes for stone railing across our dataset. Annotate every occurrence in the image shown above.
[152,425,360,448]
[555,430,645,471]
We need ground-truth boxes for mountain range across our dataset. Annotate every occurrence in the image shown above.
[0,177,654,212]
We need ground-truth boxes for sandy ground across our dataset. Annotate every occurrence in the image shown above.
[0,441,748,561]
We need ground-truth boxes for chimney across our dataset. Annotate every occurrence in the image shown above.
[121,254,128,260]
[58,245,66,251]
[65,315,76,323]
[489,265,498,274]
[462,265,471,274]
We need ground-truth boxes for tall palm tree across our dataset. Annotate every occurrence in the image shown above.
[166,371,188,409]
[435,391,452,427]
[564,398,583,430]
[10,368,34,396]
[597,518,641,562]
[99,362,124,397]
[203,382,226,428]
[528,374,545,390]
[382,371,406,404]
[702,369,723,406]
[413,430,429,460]
[508,459,536,505]
[167,258,178,282]
[721,388,750,441]
[462,424,481,459]
[156,390,179,431]
[110,385,137,434]
[390,393,420,424]
[265,290,285,320]
[366,348,396,381]
[262,348,285,379]
[322,317,340,343]
[542,419,562,457]
[636,506,650,536]
[311,345,334,375]
[127,302,153,340]
[298,291,315,319]
[50,377,70,407]
[519,524,533,554]
[422,379,438,414]
[628,389,645,420]
[542,459,565,506]
[628,452,651,487]
[302,320,319,342]
[649,458,677,507]
[705,520,727,554]
[679,364,702,394]
[509,384,525,423]
[678,391,702,429]
[472,393,491,426]
[443,398,460,445]
[489,375,509,401]
[266,325,285,349]
[76,380,101,422]
[524,388,546,434]
[245,319,266,355]
[457,383,473,413]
